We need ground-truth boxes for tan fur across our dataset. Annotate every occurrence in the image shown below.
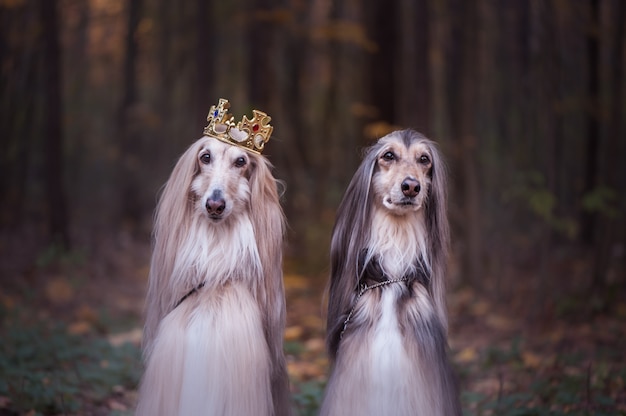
[137,136,290,415]
[322,130,460,416]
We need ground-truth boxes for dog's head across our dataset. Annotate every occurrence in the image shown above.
[189,137,255,223]
[371,132,435,215]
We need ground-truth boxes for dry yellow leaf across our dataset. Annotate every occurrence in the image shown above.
[75,304,99,323]
[108,399,128,411]
[455,346,478,363]
[283,274,309,291]
[521,351,542,369]
[549,326,566,343]
[45,277,74,305]
[108,328,143,346]
[304,337,325,353]
[470,300,490,316]
[0,294,15,310]
[68,321,92,335]
[284,325,304,341]
[301,314,324,330]
[486,314,514,330]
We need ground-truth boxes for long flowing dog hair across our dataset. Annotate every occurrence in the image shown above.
[137,136,290,415]
[321,129,460,415]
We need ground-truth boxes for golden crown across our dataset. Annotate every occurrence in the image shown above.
[202,98,273,154]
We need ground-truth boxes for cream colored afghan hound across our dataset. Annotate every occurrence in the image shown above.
[136,121,290,415]
[321,130,461,416]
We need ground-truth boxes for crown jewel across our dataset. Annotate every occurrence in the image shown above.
[202,98,273,154]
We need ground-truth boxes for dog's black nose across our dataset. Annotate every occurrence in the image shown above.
[401,177,420,197]
[206,190,226,215]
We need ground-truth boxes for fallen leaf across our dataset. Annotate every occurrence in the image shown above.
[301,314,324,331]
[75,304,99,323]
[0,294,15,310]
[45,277,74,304]
[455,346,478,363]
[284,274,310,291]
[68,321,92,335]
[108,399,127,411]
[521,351,542,369]
[486,314,515,331]
[304,337,325,353]
[284,325,304,341]
[470,300,490,316]
[108,328,143,346]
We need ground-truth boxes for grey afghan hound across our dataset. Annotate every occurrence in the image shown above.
[321,130,461,415]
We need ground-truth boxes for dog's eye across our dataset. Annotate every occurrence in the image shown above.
[382,151,395,161]
[419,155,430,164]
[200,153,211,164]
[234,156,247,168]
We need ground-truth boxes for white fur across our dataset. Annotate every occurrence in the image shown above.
[366,208,430,278]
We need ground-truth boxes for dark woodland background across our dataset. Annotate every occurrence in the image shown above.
[3,0,624,300]
[1,0,626,413]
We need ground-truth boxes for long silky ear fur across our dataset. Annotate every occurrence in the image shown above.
[247,154,291,414]
[420,135,450,332]
[326,142,383,358]
[142,138,205,357]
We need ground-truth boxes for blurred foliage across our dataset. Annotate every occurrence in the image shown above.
[459,339,626,416]
[504,171,578,239]
[582,186,620,218]
[0,311,141,415]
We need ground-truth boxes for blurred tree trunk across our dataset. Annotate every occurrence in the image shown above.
[592,0,625,290]
[269,2,309,245]
[0,4,38,229]
[368,0,396,123]
[448,0,482,287]
[195,0,214,125]
[40,0,70,248]
[328,0,366,198]
[396,0,430,134]
[247,0,272,107]
[118,0,142,224]
[580,0,600,245]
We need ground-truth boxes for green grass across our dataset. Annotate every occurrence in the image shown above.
[2,310,624,416]
[0,312,141,415]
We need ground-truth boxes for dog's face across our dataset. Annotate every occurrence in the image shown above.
[371,134,433,215]
[190,137,254,222]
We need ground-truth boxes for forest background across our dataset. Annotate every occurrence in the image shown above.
[1,0,625,414]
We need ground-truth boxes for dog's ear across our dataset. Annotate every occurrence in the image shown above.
[247,155,288,377]
[143,138,204,354]
[423,139,450,331]
[326,143,380,357]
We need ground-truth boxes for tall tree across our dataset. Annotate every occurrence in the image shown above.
[580,0,600,245]
[40,0,69,247]
[195,0,214,125]
[368,0,396,124]
[118,0,143,223]
[447,0,482,286]
[396,0,430,134]
[592,0,625,289]
[246,0,273,107]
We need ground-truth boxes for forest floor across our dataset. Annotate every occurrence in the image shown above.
[1,231,625,415]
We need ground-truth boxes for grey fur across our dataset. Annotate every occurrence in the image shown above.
[322,130,460,416]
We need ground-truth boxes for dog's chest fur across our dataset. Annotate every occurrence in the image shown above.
[345,210,437,413]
